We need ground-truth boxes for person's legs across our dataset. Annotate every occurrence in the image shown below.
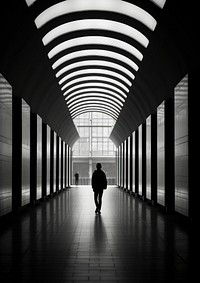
[98,190,103,212]
[94,191,99,213]
[94,190,104,213]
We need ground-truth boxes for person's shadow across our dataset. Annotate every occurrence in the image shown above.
[93,215,107,254]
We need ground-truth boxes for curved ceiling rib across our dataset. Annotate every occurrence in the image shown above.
[26,0,166,9]
[65,89,126,104]
[67,94,124,108]
[55,60,135,81]
[72,109,118,121]
[67,94,123,109]
[35,0,157,31]
[43,19,149,47]
[48,36,143,62]
[61,76,129,93]
[25,0,160,142]
[68,98,122,112]
[52,49,139,72]
[59,69,132,87]
[63,82,127,99]
[71,107,118,120]
[70,102,121,116]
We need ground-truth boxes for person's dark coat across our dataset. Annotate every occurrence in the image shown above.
[92,169,107,192]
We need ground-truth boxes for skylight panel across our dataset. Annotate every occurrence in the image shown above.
[35,0,157,31]
[42,19,149,47]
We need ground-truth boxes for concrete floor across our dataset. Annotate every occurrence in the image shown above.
[0,186,192,282]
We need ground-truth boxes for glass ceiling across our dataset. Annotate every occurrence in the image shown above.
[25,0,166,122]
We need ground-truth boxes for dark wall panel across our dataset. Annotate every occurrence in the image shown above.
[174,75,189,216]
[0,74,12,216]
[21,99,30,206]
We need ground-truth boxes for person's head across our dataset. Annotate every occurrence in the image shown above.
[96,163,102,170]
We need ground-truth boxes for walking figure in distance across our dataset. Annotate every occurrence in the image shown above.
[74,172,79,185]
[92,163,107,214]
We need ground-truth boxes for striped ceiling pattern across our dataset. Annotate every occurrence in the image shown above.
[25,0,166,121]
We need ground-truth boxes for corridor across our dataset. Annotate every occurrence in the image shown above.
[0,186,191,282]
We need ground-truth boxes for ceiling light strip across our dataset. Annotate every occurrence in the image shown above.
[67,95,123,108]
[56,60,135,81]
[43,19,149,47]
[65,89,126,103]
[71,105,119,117]
[63,82,127,98]
[35,0,157,31]
[59,68,132,87]
[52,49,139,72]
[69,104,121,117]
[68,99,122,112]
[48,36,143,62]
[61,75,129,92]
[72,109,117,120]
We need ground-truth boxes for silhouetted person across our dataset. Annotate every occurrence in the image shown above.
[92,163,107,214]
[74,172,79,185]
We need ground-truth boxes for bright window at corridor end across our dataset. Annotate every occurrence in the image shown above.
[73,112,116,157]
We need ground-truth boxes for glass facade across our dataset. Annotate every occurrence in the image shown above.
[73,112,116,157]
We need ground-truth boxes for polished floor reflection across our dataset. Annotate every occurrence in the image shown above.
[0,186,191,282]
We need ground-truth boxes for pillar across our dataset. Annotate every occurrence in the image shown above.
[165,97,175,213]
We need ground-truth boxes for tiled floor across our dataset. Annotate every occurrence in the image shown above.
[0,186,192,282]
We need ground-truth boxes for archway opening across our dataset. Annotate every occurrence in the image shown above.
[72,112,116,185]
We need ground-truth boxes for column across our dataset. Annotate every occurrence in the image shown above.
[165,97,175,213]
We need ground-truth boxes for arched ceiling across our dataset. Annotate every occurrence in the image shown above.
[0,0,199,147]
